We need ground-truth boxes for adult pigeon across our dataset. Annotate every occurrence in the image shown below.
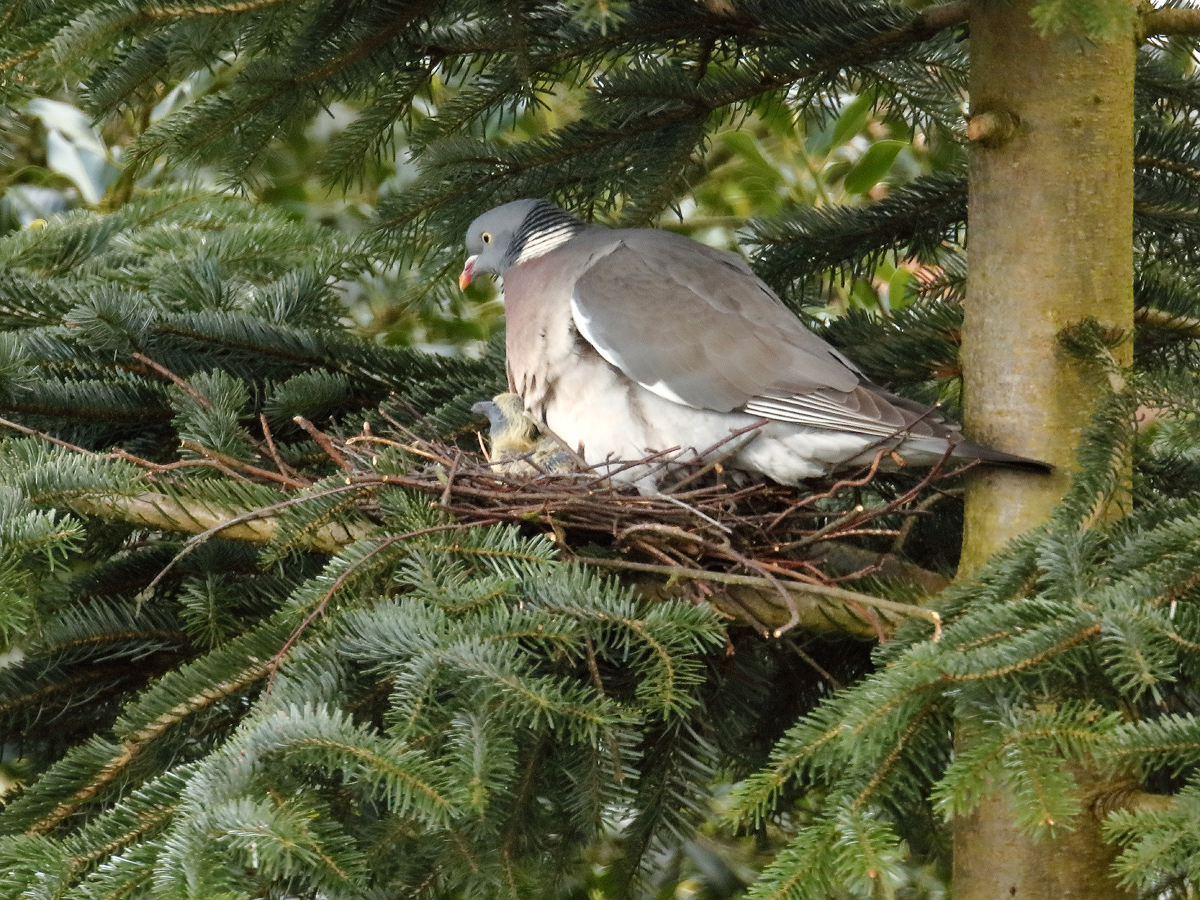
[460,199,1049,492]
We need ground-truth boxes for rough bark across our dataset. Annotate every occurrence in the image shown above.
[957,5,1136,899]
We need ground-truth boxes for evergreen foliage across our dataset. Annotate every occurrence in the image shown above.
[4,2,1200,898]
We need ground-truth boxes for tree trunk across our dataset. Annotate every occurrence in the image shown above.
[957,4,1136,899]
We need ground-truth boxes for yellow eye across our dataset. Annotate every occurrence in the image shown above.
[482,232,492,244]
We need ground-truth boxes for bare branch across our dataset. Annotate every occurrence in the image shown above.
[131,352,211,408]
[917,0,971,32]
[68,490,373,553]
[575,554,943,639]
[1144,7,1200,35]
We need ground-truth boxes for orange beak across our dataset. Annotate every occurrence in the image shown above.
[459,255,477,290]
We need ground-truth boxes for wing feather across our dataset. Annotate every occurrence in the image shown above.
[568,229,956,441]
[570,232,860,411]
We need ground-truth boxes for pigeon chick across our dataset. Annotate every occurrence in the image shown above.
[472,392,574,476]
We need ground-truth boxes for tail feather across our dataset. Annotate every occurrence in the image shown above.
[953,440,1054,474]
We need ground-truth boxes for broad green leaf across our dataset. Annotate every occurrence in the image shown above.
[825,93,875,154]
[720,132,784,213]
[843,140,905,194]
[887,267,914,311]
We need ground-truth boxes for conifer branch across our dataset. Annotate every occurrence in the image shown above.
[28,657,274,835]
[867,0,970,49]
[1103,790,1174,814]
[299,0,443,84]
[0,665,153,719]
[943,622,1104,682]
[147,0,296,17]
[67,491,372,552]
[575,555,942,638]
[850,704,938,811]
[0,46,39,73]
[918,0,971,31]
[1137,305,1200,338]
[65,801,178,871]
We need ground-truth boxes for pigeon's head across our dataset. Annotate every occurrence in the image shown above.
[460,199,584,289]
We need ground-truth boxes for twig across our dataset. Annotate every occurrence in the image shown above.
[657,492,733,534]
[440,452,461,508]
[632,537,692,568]
[131,351,211,408]
[583,635,605,696]
[260,413,306,484]
[109,449,245,475]
[618,521,708,549]
[0,415,98,455]
[294,415,353,473]
[917,0,969,32]
[787,638,842,689]
[179,441,310,489]
[267,522,480,686]
[890,490,948,554]
[767,448,886,531]
[139,483,372,598]
[534,422,591,471]
[663,419,768,494]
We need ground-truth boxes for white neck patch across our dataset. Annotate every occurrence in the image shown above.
[513,224,578,266]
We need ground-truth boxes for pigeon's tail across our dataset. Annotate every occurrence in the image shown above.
[953,440,1054,474]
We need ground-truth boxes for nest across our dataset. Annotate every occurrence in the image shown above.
[339,408,958,641]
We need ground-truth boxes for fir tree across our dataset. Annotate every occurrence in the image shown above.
[3,2,1200,899]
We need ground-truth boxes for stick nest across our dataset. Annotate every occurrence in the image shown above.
[334,410,961,638]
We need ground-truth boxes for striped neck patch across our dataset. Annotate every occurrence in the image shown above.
[506,202,585,267]
[513,223,580,265]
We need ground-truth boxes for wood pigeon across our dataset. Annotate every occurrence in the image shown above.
[460,199,1050,492]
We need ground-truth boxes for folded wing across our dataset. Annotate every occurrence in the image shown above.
[569,231,955,441]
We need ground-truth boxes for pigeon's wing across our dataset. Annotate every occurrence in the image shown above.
[570,231,860,410]
[569,231,945,439]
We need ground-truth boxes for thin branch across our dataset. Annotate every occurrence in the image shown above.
[573,554,942,638]
[135,484,375,597]
[0,416,99,455]
[267,522,485,684]
[68,489,372,556]
[808,541,951,594]
[294,415,353,472]
[919,0,970,30]
[131,352,211,408]
[146,0,297,17]
[787,638,842,688]
[1144,7,1200,35]
[260,412,307,484]
[179,440,311,489]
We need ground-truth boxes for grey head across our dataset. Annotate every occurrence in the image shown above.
[459,199,586,288]
[471,394,536,443]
